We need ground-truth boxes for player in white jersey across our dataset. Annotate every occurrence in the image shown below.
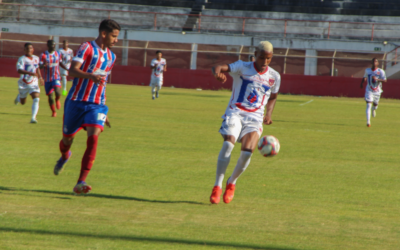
[58,40,74,96]
[209,41,281,204]
[360,58,387,127]
[14,43,44,123]
[149,50,167,100]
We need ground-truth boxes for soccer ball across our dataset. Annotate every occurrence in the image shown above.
[258,135,280,157]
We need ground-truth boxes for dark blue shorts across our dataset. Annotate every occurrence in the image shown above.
[45,80,61,95]
[63,99,109,137]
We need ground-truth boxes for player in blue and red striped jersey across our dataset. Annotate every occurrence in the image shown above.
[53,19,120,195]
[39,40,67,117]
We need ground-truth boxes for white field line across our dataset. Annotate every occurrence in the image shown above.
[299,100,314,106]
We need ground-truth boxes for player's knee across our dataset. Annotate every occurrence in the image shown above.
[62,137,74,145]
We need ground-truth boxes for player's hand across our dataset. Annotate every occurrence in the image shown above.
[91,74,106,86]
[39,78,44,86]
[360,84,363,89]
[41,61,48,67]
[263,116,273,125]
[214,73,227,83]
[105,116,111,128]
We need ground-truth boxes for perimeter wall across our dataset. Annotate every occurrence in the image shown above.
[2,58,400,98]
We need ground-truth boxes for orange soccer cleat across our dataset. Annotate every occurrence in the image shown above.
[56,100,61,110]
[223,183,236,204]
[52,112,57,117]
[210,186,222,204]
[367,124,371,127]
[73,182,92,195]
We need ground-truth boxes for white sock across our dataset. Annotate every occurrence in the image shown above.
[151,87,156,97]
[228,151,252,185]
[15,94,20,103]
[32,98,39,119]
[366,103,372,124]
[372,105,378,110]
[62,76,67,91]
[214,141,234,187]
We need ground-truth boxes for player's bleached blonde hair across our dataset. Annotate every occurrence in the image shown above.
[256,41,273,53]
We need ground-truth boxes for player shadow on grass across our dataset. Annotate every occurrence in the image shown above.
[0,186,204,205]
[0,226,301,250]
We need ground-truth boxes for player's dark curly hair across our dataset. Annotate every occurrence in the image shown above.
[372,58,378,63]
[156,50,162,54]
[24,43,33,48]
[99,19,121,33]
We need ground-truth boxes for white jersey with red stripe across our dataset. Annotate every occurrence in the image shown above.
[67,40,116,105]
[150,58,166,80]
[223,60,281,123]
[17,55,40,85]
[364,68,386,94]
[58,48,74,69]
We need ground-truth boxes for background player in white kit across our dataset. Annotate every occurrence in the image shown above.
[360,58,387,127]
[149,50,167,100]
[14,43,44,123]
[209,41,281,204]
[58,40,74,96]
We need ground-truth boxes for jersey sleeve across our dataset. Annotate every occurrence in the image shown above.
[16,57,25,71]
[73,42,91,63]
[150,59,157,67]
[228,60,244,74]
[381,69,387,80]
[39,53,46,66]
[271,72,281,94]
[363,69,368,78]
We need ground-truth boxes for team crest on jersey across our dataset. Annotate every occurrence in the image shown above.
[269,78,275,85]
[376,71,380,75]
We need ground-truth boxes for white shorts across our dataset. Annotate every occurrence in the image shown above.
[18,81,40,98]
[365,91,381,104]
[219,115,263,143]
[150,78,163,89]
[60,68,69,76]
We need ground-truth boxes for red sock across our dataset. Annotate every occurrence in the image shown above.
[78,135,98,182]
[50,104,56,113]
[56,96,61,109]
[59,140,71,160]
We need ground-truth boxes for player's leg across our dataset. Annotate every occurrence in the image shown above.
[150,81,156,100]
[222,131,258,204]
[29,92,40,123]
[54,81,62,110]
[54,135,74,175]
[45,82,57,116]
[372,95,380,118]
[156,79,162,98]
[73,104,108,195]
[365,92,373,127]
[210,116,241,204]
[15,86,28,105]
[61,74,68,96]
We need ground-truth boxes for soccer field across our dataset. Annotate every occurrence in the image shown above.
[1,76,400,250]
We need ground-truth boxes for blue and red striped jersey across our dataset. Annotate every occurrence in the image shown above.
[39,51,61,82]
[67,41,116,105]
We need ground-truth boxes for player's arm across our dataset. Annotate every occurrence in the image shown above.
[39,54,47,69]
[69,61,103,86]
[360,78,366,88]
[17,69,37,76]
[263,93,278,125]
[164,63,167,72]
[59,61,68,71]
[36,67,44,85]
[211,64,230,83]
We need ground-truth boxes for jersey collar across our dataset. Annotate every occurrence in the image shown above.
[253,62,268,75]
[92,40,108,53]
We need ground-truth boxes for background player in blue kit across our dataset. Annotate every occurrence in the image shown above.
[54,19,120,195]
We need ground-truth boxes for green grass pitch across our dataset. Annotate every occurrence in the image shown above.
[1,76,400,250]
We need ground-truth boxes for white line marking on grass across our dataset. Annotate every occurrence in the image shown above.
[300,100,314,106]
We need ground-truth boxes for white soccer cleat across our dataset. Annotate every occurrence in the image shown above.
[30,118,38,124]
[372,110,376,117]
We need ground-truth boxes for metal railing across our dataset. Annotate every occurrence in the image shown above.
[1,3,400,41]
